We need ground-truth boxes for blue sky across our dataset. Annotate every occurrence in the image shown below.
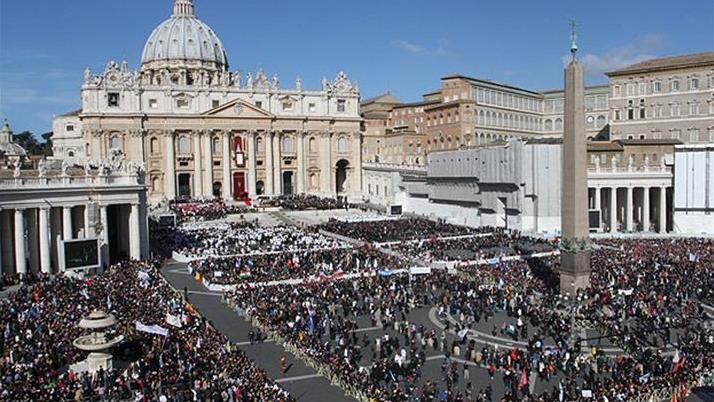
[1,0,712,136]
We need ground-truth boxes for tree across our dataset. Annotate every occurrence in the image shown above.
[12,131,53,156]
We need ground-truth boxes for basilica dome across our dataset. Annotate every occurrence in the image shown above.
[141,0,228,71]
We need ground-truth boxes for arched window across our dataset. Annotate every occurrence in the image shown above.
[212,137,221,155]
[151,177,160,192]
[150,137,159,155]
[282,136,294,153]
[177,136,189,154]
[308,137,317,153]
[337,136,348,153]
[309,173,317,188]
[554,118,563,131]
[256,137,264,153]
[109,136,123,151]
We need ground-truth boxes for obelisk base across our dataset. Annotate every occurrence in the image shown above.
[559,250,591,296]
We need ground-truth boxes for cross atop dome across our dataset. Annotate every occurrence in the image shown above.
[173,0,195,17]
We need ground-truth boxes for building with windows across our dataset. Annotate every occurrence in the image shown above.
[51,0,362,203]
[673,144,714,234]
[606,52,714,143]
[0,161,148,276]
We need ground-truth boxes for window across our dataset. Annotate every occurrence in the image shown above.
[613,86,621,97]
[67,150,75,157]
[544,119,553,131]
[626,84,635,96]
[177,136,189,154]
[671,103,680,117]
[282,136,294,153]
[282,101,293,111]
[109,136,122,151]
[689,102,699,115]
[337,99,346,112]
[108,92,119,107]
[255,101,263,109]
[690,78,699,90]
[689,128,700,142]
[614,110,621,120]
[308,137,317,153]
[671,79,680,91]
[554,118,563,131]
[66,125,74,132]
[639,99,646,119]
[212,100,220,109]
[256,137,264,153]
[308,103,316,112]
[653,81,661,93]
[212,137,221,155]
[638,83,647,95]
[596,115,606,127]
[149,99,158,109]
[176,98,190,109]
[337,137,348,154]
[150,137,159,155]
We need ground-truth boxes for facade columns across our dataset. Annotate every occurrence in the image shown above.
[642,187,650,232]
[264,131,274,194]
[27,209,39,272]
[610,187,618,233]
[272,131,282,195]
[351,131,363,199]
[164,131,176,199]
[221,131,232,200]
[83,205,90,237]
[203,131,214,198]
[321,133,332,195]
[134,130,145,161]
[594,187,602,228]
[296,131,305,193]
[129,204,141,260]
[100,206,109,267]
[193,132,203,197]
[62,206,73,240]
[39,208,51,274]
[247,131,257,197]
[14,209,26,275]
[626,186,634,232]
[659,187,667,233]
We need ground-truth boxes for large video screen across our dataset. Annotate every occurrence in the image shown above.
[588,210,601,229]
[63,239,100,270]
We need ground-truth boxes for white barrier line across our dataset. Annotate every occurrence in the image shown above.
[274,373,323,383]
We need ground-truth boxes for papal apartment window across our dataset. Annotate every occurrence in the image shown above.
[653,81,661,93]
[613,86,621,97]
[149,99,158,109]
[337,99,346,112]
[308,103,316,112]
[176,98,190,109]
[282,101,293,111]
[690,78,699,90]
[671,80,680,91]
[66,125,74,132]
[108,92,119,107]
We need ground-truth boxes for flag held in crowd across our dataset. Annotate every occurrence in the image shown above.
[135,321,169,337]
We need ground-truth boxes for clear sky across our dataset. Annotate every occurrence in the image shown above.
[1,0,712,136]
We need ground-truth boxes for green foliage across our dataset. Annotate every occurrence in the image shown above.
[12,131,53,156]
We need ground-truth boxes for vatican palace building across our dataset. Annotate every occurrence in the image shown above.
[51,0,363,203]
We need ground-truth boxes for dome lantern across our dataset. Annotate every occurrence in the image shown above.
[173,0,195,17]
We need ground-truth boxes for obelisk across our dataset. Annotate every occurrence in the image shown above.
[560,22,591,296]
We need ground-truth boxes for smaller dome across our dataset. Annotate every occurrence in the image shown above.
[141,0,228,70]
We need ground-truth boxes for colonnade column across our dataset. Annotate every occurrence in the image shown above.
[39,207,51,274]
[129,204,141,260]
[100,206,109,267]
[264,131,274,195]
[272,131,282,195]
[593,187,601,229]
[62,206,73,240]
[203,131,214,198]
[221,131,232,200]
[164,131,176,199]
[247,131,257,197]
[625,186,633,232]
[296,131,305,193]
[193,132,203,198]
[321,132,332,195]
[642,187,650,232]
[14,209,26,275]
[659,187,667,233]
[83,205,90,237]
[610,187,618,233]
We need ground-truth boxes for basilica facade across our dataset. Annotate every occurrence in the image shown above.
[52,0,362,203]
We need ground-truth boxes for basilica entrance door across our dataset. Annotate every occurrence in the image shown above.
[282,171,294,195]
[178,174,191,198]
[233,172,246,200]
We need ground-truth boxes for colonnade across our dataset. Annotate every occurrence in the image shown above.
[589,186,669,233]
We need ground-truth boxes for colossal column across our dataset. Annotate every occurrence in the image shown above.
[14,209,26,275]
[659,187,667,233]
[39,207,51,274]
[642,187,650,232]
[610,188,618,233]
[351,131,363,200]
[203,131,214,198]
[272,131,282,195]
[247,131,257,197]
[625,186,633,231]
[62,206,73,240]
[164,131,176,199]
[264,131,274,194]
[129,204,141,260]
[321,132,333,196]
[559,24,591,295]
[193,131,203,198]
[100,205,109,267]
[222,131,232,200]
[296,131,306,193]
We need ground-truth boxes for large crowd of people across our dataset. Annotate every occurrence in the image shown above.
[262,194,349,211]
[165,222,346,259]
[317,217,488,243]
[169,198,254,223]
[190,245,407,285]
[388,230,556,262]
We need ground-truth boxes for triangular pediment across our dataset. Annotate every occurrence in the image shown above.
[202,98,274,119]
